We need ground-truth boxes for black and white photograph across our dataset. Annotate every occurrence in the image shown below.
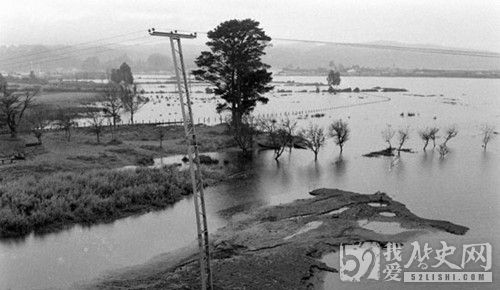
[0,0,499,289]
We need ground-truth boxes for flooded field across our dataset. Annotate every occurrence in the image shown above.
[0,76,498,289]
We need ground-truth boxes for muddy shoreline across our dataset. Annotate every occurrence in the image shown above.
[84,188,468,290]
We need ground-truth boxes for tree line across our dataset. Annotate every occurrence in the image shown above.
[252,118,496,163]
[0,62,147,144]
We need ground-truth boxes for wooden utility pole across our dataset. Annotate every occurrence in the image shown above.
[148,28,213,290]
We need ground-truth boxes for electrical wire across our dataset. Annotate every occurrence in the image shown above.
[1,27,499,71]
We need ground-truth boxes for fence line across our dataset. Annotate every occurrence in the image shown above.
[65,92,391,129]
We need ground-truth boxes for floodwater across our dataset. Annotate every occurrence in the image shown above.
[0,77,499,289]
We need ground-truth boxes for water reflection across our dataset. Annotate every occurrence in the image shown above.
[420,150,435,168]
[332,155,347,177]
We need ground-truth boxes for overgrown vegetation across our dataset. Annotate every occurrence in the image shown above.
[0,166,225,238]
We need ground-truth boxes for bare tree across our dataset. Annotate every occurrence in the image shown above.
[55,108,77,142]
[328,119,350,154]
[397,127,410,155]
[430,127,439,148]
[381,125,395,149]
[443,125,458,146]
[120,85,146,124]
[85,106,106,143]
[300,123,327,161]
[419,126,439,151]
[419,128,431,151]
[258,118,289,161]
[0,83,38,138]
[480,124,496,150]
[438,144,449,158]
[101,84,123,140]
[26,105,52,144]
[281,118,297,152]
[226,114,257,155]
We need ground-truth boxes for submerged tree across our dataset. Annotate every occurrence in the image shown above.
[381,125,396,150]
[258,118,289,161]
[437,125,458,158]
[281,118,297,152]
[419,126,439,150]
[328,119,350,154]
[438,144,449,158]
[429,127,439,148]
[480,124,496,151]
[193,19,273,129]
[396,127,410,155]
[300,123,327,161]
[442,125,458,146]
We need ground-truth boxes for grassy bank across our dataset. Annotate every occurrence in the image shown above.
[0,121,237,238]
[0,123,235,182]
[0,165,226,238]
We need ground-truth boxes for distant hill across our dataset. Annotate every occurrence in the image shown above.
[264,42,500,71]
[1,40,499,73]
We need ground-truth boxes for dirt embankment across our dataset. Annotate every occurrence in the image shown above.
[86,188,468,290]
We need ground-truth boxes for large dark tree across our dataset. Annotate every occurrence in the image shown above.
[193,19,273,126]
[110,62,134,85]
[327,70,341,93]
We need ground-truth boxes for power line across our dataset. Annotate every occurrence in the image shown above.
[0,30,146,63]
[190,30,500,58]
[2,28,499,70]
[0,28,187,65]
[0,36,152,66]
[0,38,158,70]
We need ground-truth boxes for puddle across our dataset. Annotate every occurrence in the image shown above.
[379,212,396,217]
[284,221,323,240]
[324,207,349,215]
[357,219,407,235]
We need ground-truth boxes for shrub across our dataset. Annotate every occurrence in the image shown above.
[0,166,225,237]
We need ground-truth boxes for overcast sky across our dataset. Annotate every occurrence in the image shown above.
[1,0,499,52]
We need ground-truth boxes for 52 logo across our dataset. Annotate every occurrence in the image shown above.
[340,242,381,282]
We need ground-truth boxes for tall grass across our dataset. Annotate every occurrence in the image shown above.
[0,166,225,238]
